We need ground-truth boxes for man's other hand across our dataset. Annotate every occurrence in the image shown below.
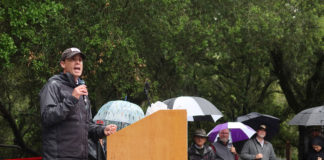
[104,124,117,136]
[256,153,263,159]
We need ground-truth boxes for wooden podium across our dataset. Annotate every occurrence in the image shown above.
[106,110,187,160]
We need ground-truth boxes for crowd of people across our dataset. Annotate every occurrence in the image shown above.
[188,125,276,160]
[188,125,324,160]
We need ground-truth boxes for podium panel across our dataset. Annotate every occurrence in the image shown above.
[106,110,187,160]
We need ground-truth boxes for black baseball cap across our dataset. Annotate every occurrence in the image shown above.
[61,47,85,61]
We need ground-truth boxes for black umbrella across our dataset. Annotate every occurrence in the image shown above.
[289,105,324,126]
[236,112,280,140]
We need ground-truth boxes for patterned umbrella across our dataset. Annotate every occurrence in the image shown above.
[208,122,256,143]
[93,100,144,131]
[163,96,223,122]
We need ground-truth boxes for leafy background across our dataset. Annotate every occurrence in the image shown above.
[0,0,323,159]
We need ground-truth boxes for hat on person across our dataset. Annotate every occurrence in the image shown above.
[193,129,208,138]
[61,47,86,61]
[311,136,324,147]
[257,124,267,131]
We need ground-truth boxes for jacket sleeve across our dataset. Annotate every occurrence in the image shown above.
[269,143,277,160]
[87,101,105,140]
[240,140,257,160]
[40,80,79,127]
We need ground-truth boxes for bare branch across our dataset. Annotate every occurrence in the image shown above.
[0,144,21,149]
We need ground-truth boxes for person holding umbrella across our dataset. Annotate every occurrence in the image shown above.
[307,136,324,160]
[240,124,277,160]
[210,128,238,160]
[188,129,215,160]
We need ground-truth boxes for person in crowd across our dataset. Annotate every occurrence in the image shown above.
[188,129,215,160]
[307,136,324,160]
[240,124,277,160]
[40,47,117,160]
[305,128,324,158]
[211,128,238,160]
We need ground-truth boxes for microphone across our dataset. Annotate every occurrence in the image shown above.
[144,81,151,106]
[78,79,87,105]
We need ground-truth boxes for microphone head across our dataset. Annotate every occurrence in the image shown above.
[78,79,85,85]
[145,82,150,89]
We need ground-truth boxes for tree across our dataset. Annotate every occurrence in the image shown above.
[0,0,64,158]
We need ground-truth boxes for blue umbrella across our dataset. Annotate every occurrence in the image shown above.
[93,100,144,131]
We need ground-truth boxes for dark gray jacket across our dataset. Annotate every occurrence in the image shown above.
[40,73,105,160]
[212,140,235,160]
[188,144,215,160]
[240,138,277,160]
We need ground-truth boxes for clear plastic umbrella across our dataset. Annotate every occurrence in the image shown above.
[93,100,144,131]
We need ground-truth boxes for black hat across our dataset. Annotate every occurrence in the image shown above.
[193,129,208,138]
[311,136,324,147]
[257,124,267,131]
[61,47,85,61]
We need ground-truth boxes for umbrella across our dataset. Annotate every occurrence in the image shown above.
[93,100,144,131]
[208,122,256,143]
[289,105,324,126]
[163,96,223,122]
[236,112,280,140]
[145,101,168,116]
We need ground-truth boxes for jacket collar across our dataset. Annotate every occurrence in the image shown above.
[50,72,78,88]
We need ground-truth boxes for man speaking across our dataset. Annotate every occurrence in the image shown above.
[39,47,116,160]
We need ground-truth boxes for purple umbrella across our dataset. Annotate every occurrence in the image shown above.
[208,122,256,143]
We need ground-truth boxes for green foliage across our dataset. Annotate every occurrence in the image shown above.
[0,33,16,69]
[0,0,322,158]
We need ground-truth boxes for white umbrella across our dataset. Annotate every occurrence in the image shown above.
[163,96,223,122]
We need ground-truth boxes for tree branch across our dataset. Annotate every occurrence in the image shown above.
[0,101,39,156]
[0,144,21,149]
[306,50,324,106]
[256,78,277,104]
[270,48,302,113]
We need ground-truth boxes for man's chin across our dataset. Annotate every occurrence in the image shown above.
[72,73,82,78]
[258,135,266,138]
[220,138,228,143]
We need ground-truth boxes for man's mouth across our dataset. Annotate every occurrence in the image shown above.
[74,67,81,71]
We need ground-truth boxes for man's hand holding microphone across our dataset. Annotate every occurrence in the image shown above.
[72,85,88,99]
[72,81,117,136]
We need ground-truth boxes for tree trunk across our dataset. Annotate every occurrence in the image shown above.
[0,102,39,156]
[285,141,291,160]
[298,126,306,160]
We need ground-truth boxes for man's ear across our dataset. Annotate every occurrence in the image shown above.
[60,61,65,69]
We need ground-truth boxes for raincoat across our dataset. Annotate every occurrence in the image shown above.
[307,136,324,160]
[240,138,276,160]
[188,144,215,160]
[40,72,105,160]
